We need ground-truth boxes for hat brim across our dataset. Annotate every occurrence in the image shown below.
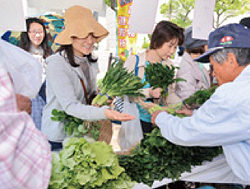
[55,21,109,45]
[194,47,223,63]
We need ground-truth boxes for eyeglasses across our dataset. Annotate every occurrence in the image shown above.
[28,30,44,36]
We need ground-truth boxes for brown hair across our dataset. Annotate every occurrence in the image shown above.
[56,45,97,67]
[19,17,51,58]
[186,46,206,54]
[150,21,184,49]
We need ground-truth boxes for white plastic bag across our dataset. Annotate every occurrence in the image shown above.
[119,95,143,150]
[0,39,42,99]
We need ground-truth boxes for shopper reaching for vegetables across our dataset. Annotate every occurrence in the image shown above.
[41,5,134,151]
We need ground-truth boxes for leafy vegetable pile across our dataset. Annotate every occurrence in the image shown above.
[92,61,146,106]
[119,91,222,186]
[145,63,185,97]
[49,138,135,189]
[51,109,101,140]
[184,85,218,109]
[118,128,222,187]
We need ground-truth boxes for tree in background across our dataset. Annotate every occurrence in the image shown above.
[105,0,116,11]
[214,0,250,28]
[160,0,250,28]
[141,34,151,49]
[160,0,194,28]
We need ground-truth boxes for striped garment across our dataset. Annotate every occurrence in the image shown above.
[113,96,124,113]
[0,62,52,189]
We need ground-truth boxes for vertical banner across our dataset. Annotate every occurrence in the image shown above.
[116,0,137,61]
[129,0,159,34]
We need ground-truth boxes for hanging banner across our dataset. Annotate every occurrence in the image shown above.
[116,0,137,61]
[129,0,159,34]
[192,0,215,40]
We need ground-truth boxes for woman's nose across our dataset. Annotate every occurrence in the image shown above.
[87,35,97,44]
[35,33,41,37]
[170,47,176,55]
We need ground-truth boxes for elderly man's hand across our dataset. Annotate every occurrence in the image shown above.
[175,106,193,116]
[151,110,164,125]
[15,94,31,114]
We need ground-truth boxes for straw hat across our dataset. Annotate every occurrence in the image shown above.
[55,5,109,44]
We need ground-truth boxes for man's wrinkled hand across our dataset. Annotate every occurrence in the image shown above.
[175,106,193,116]
[151,110,164,125]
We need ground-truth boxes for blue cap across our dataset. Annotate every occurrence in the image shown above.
[195,23,250,63]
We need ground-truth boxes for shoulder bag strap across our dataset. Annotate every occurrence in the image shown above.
[79,77,89,104]
[134,55,139,76]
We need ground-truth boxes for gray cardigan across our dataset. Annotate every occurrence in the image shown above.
[41,52,107,142]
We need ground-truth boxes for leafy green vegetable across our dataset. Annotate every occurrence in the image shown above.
[184,85,218,109]
[92,60,147,106]
[118,128,222,186]
[119,97,222,186]
[49,138,135,189]
[51,109,101,140]
[145,63,185,97]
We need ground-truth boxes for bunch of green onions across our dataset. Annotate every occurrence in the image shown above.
[92,60,147,106]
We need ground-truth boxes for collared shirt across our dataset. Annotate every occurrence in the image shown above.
[155,65,250,182]
[0,63,52,189]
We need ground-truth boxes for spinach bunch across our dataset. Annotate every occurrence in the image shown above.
[51,109,101,140]
[145,63,185,97]
[118,128,222,186]
[184,85,217,109]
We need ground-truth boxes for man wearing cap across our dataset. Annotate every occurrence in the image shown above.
[151,23,250,183]
[176,26,211,100]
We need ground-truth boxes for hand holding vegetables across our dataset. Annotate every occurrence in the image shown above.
[145,63,185,98]
[151,110,163,125]
[175,106,193,116]
[149,87,162,98]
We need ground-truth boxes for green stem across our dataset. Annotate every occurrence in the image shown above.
[96,95,109,106]
[92,94,101,105]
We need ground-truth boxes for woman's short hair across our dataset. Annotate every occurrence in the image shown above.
[150,21,184,49]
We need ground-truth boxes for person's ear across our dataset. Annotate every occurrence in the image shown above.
[227,52,238,67]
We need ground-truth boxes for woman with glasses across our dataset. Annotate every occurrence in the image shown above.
[19,18,52,130]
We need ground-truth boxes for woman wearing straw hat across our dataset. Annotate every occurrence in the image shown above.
[41,5,134,151]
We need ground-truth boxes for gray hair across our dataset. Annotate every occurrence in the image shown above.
[211,48,250,66]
